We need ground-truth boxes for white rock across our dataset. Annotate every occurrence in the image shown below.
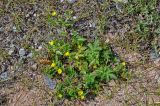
[19,48,25,57]
[27,52,33,57]
[12,26,17,32]
[38,45,42,51]
[8,49,14,55]
[73,16,77,19]
[67,0,76,3]
[26,14,30,17]
[33,13,36,17]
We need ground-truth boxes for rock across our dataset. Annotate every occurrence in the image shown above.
[89,22,96,28]
[33,13,36,17]
[38,45,42,51]
[26,14,30,18]
[0,27,3,32]
[8,48,14,55]
[73,16,77,20]
[60,0,64,2]
[0,72,8,80]
[150,49,160,60]
[19,48,26,57]
[12,26,17,32]
[116,4,122,12]
[27,52,33,58]
[31,63,38,71]
[8,44,15,55]
[44,75,56,90]
[67,0,76,3]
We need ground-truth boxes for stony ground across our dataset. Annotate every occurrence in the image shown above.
[0,0,160,106]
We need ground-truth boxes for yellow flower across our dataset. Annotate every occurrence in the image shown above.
[58,94,63,98]
[49,41,54,46]
[51,11,57,16]
[121,62,126,66]
[78,90,83,96]
[57,68,62,74]
[80,95,85,100]
[64,52,70,56]
[51,63,56,68]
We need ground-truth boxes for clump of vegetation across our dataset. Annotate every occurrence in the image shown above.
[125,0,160,37]
[42,9,127,100]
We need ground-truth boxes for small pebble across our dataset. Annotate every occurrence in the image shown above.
[60,0,64,2]
[67,0,76,3]
[0,27,3,32]
[19,48,26,57]
[12,26,17,32]
[37,45,43,51]
[27,52,33,58]
[89,22,96,28]
[33,13,36,17]
[44,75,56,90]
[0,72,8,80]
[8,48,14,55]
[150,51,157,60]
[26,14,30,17]
[73,16,77,19]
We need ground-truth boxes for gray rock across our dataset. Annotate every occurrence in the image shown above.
[27,52,33,58]
[19,48,26,57]
[8,48,14,55]
[44,75,56,90]
[60,0,64,2]
[26,14,30,18]
[38,45,42,50]
[67,0,76,3]
[0,72,8,80]
[150,51,159,60]
[33,13,37,17]
[89,22,96,28]
[73,16,77,20]
[0,27,3,32]
[8,44,15,55]
[12,26,17,32]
